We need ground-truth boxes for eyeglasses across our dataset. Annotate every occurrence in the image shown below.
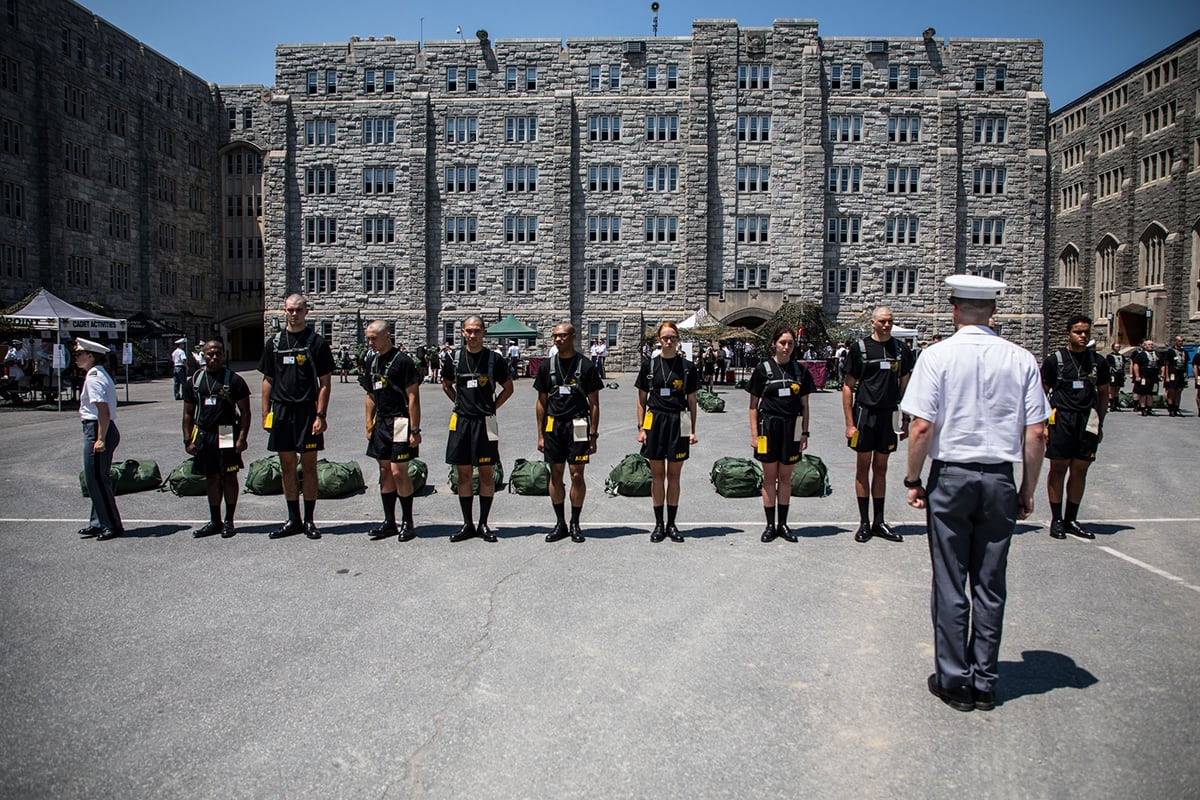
[463,328,483,335]
[660,335,678,342]
[552,332,571,338]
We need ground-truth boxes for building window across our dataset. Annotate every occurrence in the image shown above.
[826,268,860,295]
[363,118,394,144]
[666,65,678,88]
[586,165,619,192]
[587,115,621,141]
[158,128,175,157]
[526,67,537,90]
[505,67,517,90]
[738,165,770,192]
[969,268,1005,282]
[830,64,842,89]
[2,244,25,278]
[885,217,919,245]
[446,164,479,193]
[737,115,771,142]
[158,269,177,296]
[505,165,538,192]
[157,175,176,205]
[908,66,919,90]
[884,269,918,295]
[305,119,337,145]
[325,70,337,94]
[1096,167,1124,200]
[363,267,395,293]
[1061,107,1086,135]
[644,165,678,192]
[0,180,23,218]
[382,69,395,92]
[646,216,678,242]
[971,167,1005,195]
[109,262,131,291]
[1191,222,1200,316]
[1059,245,1080,287]
[735,266,769,289]
[646,65,658,89]
[227,108,237,130]
[1140,149,1173,185]
[1097,123,1126,155]
[505,117,537,142]
[0,116,22,154]
[827,165,861,193]
[888,65,899,90]
[826,217,861,244]
[1095,235,1118,318]
[643,267,677,292]
[505,216,538,243]
[306,71,318,94]
[63,83,87,119]
[887,116,919,143]
[971,218,1006,245]
[65,255,91,287]
[1060,182,1083,212]
[445,67,457,92]
[830,116,863,143]
[363,167,396,194]
[504,266,537,292]
[887,166,921,194]
[107,158,129,189]
[587,266,621,293]
[736,215,770,243]
[305,217,337,244]
[1140,224,1167,286]
[445,217,477,243]
[1143,101,1177,136]
[587,216,620,242]
[0,55,21,93]
[65,198,90,231]
[1061,143,1085,170]
[106,105,127,137]
[445,267,477,293]
[63,140,89,176]
[305,168,337,194]
[974,66,986,91]
[1099,84,1127,116]
[306,267,337,293]
[1144,57,1178,93]
[995,66,1006,90]
[738,65,771,89]
[646,115,679,141]
[157,223,177,250]
[973,117,1006,144]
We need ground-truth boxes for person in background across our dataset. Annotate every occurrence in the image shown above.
[1162,335,1188,417]
[507,339,522,379]
[1105,342,1126,412]
[338,348,352,383]
[75,339,124,541]
[171,337,189,400]
[1131,339,1159,417]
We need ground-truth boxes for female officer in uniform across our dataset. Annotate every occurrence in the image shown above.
[75,339,124,540]
[748,326,814,543]
[634,321,699,542]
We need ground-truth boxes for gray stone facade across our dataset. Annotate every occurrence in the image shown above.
[1048,31,1200,350]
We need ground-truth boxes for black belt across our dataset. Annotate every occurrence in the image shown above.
[933,460,1011,473]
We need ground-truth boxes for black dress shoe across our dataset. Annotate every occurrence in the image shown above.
[761,524,777,543]
[650,524,665,543]
[1049,520,1066,539]
[665,524,684,543]
[927,674,974,712]
[96,528,123,541]
[397,521,416,541]
[1063,520,1094,540]
[973,687,997,711]
[368,521,399,540]
[546,522,570,542]
[450,523,476,542]
[569,521,586,543]
[775,523,797,543]
[854,521,873,543]
[872,521,903,542]
[77,525,102,537]
[193,521,223,538]
[221,521,237,538]
[303,521,321,540]
[269,520,304,539]
[477,524,497,543]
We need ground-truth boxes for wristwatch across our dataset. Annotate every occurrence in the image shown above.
[316,412,327,420]
[903,476,923,489]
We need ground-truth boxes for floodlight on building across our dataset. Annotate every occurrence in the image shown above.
[923,27,936,41]
[651,3,659,37]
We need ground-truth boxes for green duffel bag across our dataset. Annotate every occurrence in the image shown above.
[604,453,652,497]
[696,388,726,413]
[407,458,428,494]
[710,456,762,498]
[508,457,551,495]
[79,458,163,498]
[163,457,209,496]
[447,461,505,495]
[309,459,366,499]
[244,455,283,495]
[791,454,831,498]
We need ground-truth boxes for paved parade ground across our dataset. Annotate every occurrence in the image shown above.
[1,369,1198,798]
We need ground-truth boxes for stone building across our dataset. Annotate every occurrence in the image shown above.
[1048,30,1200,349]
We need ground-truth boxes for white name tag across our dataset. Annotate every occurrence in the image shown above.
[679,412,692,438]
[485,415,500,442]
[572,418,589,442]
[218,426,235,449]
[466,379,479,388]
[778,387,791,397]
[373,380,384,390]
[1072,380,1085,389]
[879,361,891,370]
[659,388,671,397]
[1085,408,1101,436]
[204,396,218,406]
[392,416,409,440]
[282,356,296,365]
[558,385,572,395]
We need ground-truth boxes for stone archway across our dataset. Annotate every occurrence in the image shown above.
[1116,304,1149,347]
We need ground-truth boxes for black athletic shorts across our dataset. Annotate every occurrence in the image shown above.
[754,414,801,465]
[267,401,324,453]
[542,416,591,464]
[1132,378,1158,396]
[847,405,898,454]
[367,414,419,462]
[640,408,689,462]
[1046,408,1100,462]
[445,413,500,467]
[190,429,243,476]
[1164,375,1186,390]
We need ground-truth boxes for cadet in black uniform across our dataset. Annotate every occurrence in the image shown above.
[361,320,423,541]
[442,315,514,542]
[634,322,699,542]
[260,293,336,539]
[535,322,603,543]
[182,339,251,538]
[842,306,914,543]
[1131,338,1159,416]
[1193,349,1200,416]
[747,325,814,543]
[1162,335,1188,417]
[1042,315,1111,540]
[1105,342,1126,412]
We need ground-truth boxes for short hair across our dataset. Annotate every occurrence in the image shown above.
[1066,314,1092,330]
[462,315,484,330]
[872,306,894,320]
[554,322,576,337]
[952,297,995,322]
[656,321,679,339]
[284,293,308,309]
[202,338,225,350]
[366,319,391,335]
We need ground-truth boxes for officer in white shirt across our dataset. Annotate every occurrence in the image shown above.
[171,337,189,400]
[75,339,124,540]
[901,275,1049,713]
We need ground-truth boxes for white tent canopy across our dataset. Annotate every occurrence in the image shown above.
[677,308,715,330]
[2,289,126,333]
[892,324,919,340]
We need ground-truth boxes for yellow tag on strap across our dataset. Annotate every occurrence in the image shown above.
[449,412,458,431]
[642,411,654,430]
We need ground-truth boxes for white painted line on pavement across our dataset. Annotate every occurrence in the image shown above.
[1097,545,1200,595]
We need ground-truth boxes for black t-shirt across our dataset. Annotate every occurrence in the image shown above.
[1041,348,1111,412]
[1163,348,1187,378]
[260,328,335,404]
[533,352,603,418]
[442,347,511,417]
[747,358,814,417]
[1106,352,1125,379]
[1132,349,1159,382]
[183,368,250,429]
[360,348,421,418]
[845,337,913,409]
[634,355,698,412]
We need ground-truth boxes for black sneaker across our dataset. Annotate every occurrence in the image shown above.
[193,521,223,538]
[854,521,873,543]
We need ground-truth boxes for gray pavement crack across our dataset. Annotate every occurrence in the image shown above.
[394,552,540,800]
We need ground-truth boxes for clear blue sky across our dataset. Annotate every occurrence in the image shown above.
[84,0,1198,110]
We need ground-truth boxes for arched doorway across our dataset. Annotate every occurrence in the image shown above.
[1116,304,1150,346]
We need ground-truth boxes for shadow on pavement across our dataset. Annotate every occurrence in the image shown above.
[1085,522,1135,537]
[121,523,190,538]
[801,524,847,538]
[686,525,743,538]
[1012,523,1044,537]
[998,649,1099,705]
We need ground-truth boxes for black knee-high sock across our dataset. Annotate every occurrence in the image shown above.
[872,497,885,525]
[570,505,582,524]
[857,496,870,523]
[478,495,494,526]
[381,491,398,524]
[399,494,414,525]
[303,499,316,523]
[553,502,566,525]
[653,505,664,526]
[209,504,221,524]
[1064,501,1080,522]
[777,504,789,525]
[1050,501,1063,521]
[286,499,300,524]
[459,495,474,526]
[666,505,678,526]
[764,506,776,527]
